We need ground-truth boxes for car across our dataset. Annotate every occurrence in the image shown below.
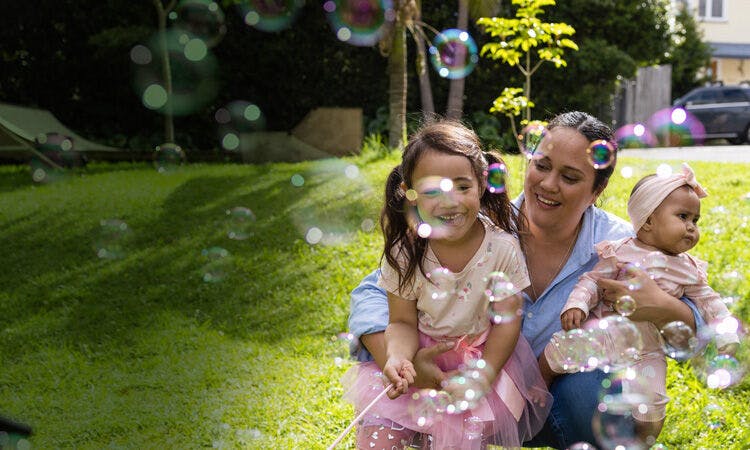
[672,84,750,144]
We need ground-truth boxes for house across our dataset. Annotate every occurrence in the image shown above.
[679,0,750,84]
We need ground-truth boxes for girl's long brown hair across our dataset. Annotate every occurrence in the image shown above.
[380,120,522,292]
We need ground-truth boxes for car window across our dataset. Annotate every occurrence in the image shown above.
[688,89,721,104]
[722,89,749,103]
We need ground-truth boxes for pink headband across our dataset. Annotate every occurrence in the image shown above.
[627,162,707,232]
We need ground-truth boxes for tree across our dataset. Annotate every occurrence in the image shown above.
[445,0,502,120]
[477,0,577,134]
[152,0,178,145]
[667,5,711,99]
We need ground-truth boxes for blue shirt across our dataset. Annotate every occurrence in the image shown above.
[348,197,706,360]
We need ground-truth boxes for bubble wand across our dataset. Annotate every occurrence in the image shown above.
[327,383,394,450]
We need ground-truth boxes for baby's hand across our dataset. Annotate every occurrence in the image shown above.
[383,358,416,399]
[561,308,585,331]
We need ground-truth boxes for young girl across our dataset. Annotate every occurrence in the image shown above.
[342,120,551,449]
[539,163,739,441]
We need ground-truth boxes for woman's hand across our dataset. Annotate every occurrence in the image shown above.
[383,357,416,399]
[598,263,695,331]
[412,340,457,390]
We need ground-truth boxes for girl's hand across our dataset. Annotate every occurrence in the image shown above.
[383,357,416,399]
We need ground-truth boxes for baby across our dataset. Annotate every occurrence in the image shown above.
[540,163,738,441]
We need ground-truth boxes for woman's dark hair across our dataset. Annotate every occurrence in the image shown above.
[380,119,521,292]
[547,111,617,194]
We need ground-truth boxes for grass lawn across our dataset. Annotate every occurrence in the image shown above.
[0,151,748,449]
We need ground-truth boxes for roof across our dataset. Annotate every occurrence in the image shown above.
[709,42,750,59]
[0,102,120,152]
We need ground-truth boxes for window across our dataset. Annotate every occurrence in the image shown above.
[722,89,750,103]
[697,0,725,19]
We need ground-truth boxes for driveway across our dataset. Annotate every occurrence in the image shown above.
[619,144,750,162]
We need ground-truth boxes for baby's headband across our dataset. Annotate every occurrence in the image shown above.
[627,162,707,232]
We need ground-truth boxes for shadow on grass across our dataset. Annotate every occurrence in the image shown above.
[0,161,381,357]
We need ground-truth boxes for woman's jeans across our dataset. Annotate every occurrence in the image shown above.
[523,370,607,449]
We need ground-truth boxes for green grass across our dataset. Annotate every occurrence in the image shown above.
[0,154,748,449]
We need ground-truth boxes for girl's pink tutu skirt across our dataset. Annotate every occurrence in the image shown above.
[342,332,552,448]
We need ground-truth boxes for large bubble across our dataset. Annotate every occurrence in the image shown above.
[94,219,132,260]
[240,0,305,32]
[324,0,395,46]
[646,107,705,147]
[131,30,218,116]
[588,315,643,371]
[429,29,479,79]
[659,320,699,359]
[215,100,266,153]
[289,158,375,246]
[170,0,227,47]
[442,359,491,414]
[592,372,656,449]
[29,132,85,183]
[408,389,451,427]
[691,315,747,390]
[614,123,657,149]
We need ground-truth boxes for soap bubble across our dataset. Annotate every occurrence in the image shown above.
[429,28,479,79]
[426,267,456,301]
[201,247,231,282]
[518,123,547,159]
[486,162,507,194]
[615,295,637,317]
[153,143,186,173]
[589,316,643,371]
[324,0,395,47]
[215,100,266,153]
[703,402,724,429]
[566,442,596,450]
[289,159,375,245]
[443,359,491,413]
[646,107,705,147]
[171,0,227,47]
[226,206,256,240]
[94,219,132,259]
[691,315,747,390]
[659,320,698,359]
[586,139,616,169]
[329,331,355,367]
[614,123,657,149]
[592,372,654,449]
[408,389,451,427]
[240,0,304,32]
[132,30,218,116]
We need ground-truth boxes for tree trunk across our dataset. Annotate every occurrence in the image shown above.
[388,10,407,149]
[153,0,176,144]
[445,0,469,119]
[413,0,434,118]
[414,30,435,118]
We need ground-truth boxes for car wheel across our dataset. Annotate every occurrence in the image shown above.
[744,124,750,144]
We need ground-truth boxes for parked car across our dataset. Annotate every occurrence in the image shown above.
[672,85,750,144]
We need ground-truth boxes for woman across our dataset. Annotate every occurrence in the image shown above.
[348,111,705,448]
